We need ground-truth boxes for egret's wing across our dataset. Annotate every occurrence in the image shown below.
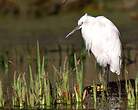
[94,16,122,74]
[96,16,120,36]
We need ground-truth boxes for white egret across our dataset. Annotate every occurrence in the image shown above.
[66,13,122,75]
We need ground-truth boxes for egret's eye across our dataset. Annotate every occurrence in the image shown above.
[79,22,83,26]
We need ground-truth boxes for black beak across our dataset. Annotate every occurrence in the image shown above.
[65,24,82,38]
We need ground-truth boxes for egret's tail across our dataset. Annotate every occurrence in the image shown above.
[110,57,122,75]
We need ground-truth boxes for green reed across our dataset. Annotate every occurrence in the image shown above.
[136,72,138,97]
[127,80,135,107]
[92,81,97,109]
[13,72,28,108]
[0,80,4,107]
[136,72,138,108]
[12,42,52,109]
[29,42,52,108]
[74,54,84,103]
[123,51,136,107]
[53,57,71,105]
[62,57,71,104]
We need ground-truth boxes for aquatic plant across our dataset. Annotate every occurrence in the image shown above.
[13,72,28,108]
[92,81,97,109]
[74,54,84,103]
[135,72,138,109]
[127,80,135,107]
[53,57,71,105]
[12,42,52,109]
[136,72,138,97]
[0,80,4,107]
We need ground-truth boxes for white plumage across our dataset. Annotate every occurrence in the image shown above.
[66,13,122,75]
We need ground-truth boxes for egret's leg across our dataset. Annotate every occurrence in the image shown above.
[98,66,109,97]
[106,65,110,85]
[117,75,121,99]
[102,67,106,84]
[105,65,110,97]
[118,56,122,99]
[101,67,108,98]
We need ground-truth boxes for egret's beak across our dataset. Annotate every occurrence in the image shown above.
[65,24,82,38]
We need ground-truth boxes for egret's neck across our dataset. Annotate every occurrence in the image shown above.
[80,16,96,50]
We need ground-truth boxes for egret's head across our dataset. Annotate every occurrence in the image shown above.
[78,13,88,28]
[65,13,88,38]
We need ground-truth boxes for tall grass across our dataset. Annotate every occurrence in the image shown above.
[135,72,138,109]
[53,57,71,105]
[127,80,135,107]
[13,72,28,108]
[12,42,52,109]
[0,43,138,109]
[123,57,136,107]
[92,81,97,109]
[11,43,83,109]
[136,72,138,97]
[0,80,4,107]
[74,54,84,103]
